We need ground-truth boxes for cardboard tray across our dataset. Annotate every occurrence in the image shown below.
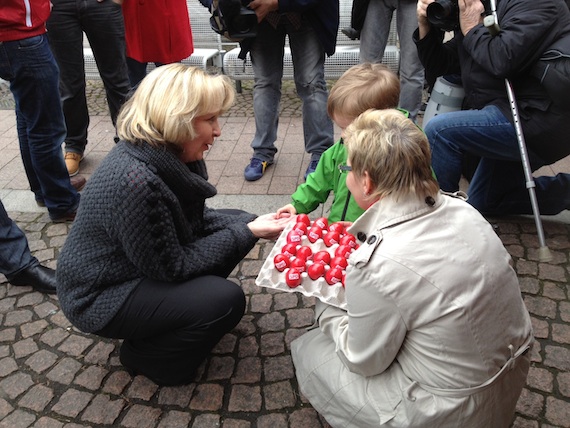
[255,222,347,309]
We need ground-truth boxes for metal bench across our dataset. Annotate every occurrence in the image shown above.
[222,0,400,92]
[84,1,226,80]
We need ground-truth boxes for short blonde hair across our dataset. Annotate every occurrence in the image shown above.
[327,63,400,121]
[344,109,439,201]
[116,64,235,151]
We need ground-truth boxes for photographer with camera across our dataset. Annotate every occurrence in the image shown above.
[414,0,570,217]
[239,0,339,181]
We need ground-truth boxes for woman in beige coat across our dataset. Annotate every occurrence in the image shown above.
[291,109,533,427]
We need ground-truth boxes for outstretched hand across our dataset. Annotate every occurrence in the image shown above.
[248,213,293,241]
[276,203,297,219]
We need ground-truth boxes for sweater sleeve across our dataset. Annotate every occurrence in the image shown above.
[112,174,257,282]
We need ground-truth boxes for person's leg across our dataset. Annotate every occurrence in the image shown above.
[126,57,148,88]
[396,0,425,121]
[359,0,392,63]
[468,159,570,216]
[249,20,286,163]
[82,0,130,126]
[291,329,382,427]
[244,20,287,180]
[97,275,246,386]
[288,17,334,165]
[14,112,41,203]
[6,35,80,220]
[47,0,89,159]
[425,105,570,215]
[0,200,37,278]
[425,106,521,193]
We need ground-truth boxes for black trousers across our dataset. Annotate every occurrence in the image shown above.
[97,275,246,386]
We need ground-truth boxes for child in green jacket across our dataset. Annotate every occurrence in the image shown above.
[277,63,405,222]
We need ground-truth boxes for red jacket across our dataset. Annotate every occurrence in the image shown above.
[122,0,194,63]
[0,0,51,42]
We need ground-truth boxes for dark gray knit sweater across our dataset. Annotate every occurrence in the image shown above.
[56,141,258,333]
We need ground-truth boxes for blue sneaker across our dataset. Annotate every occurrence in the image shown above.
[244,158,271,181]
[304,156,321,180]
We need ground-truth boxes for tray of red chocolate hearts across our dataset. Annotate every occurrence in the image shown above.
[255,214,358,309]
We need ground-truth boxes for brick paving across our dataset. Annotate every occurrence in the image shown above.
[0,77,570,427]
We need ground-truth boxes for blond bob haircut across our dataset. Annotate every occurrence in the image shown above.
[344,109,440,201]
[116,64,235,152]
[327,63,400,121]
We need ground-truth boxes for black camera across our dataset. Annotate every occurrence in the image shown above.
[210,0,258,41]
[426,0,459,32]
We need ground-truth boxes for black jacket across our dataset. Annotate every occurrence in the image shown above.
[415,0,570,163]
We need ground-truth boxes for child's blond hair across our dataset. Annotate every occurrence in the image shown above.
[327,63,400,121]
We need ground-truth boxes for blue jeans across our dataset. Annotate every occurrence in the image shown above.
[360,0,425,121]
[0,200,38,279]
[0,34,80,217]
[47,0,130,155]
[425,105,570,215]
[249,17,334,163]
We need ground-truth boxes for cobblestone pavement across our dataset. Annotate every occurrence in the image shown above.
[0,213,569,428]
[0,78,303,118]
[1,76,570,427]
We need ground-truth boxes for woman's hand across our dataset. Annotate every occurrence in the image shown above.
[276,204,297,218]
[248,213,292,240]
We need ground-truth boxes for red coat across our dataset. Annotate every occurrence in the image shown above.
[0,0,51,42]
[123,0,194,64]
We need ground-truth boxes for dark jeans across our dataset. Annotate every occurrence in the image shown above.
[426,105,570,215]
[126,57,164,88]
[97,275,246,386]
[0,200,37,278]
[0,34,80,217]
[47,0,130,155]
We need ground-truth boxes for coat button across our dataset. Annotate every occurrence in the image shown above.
[367,235,377,244]
[357,232,367,242]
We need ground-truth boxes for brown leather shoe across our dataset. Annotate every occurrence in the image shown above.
[70,175,86,192]
[64,152,83,176]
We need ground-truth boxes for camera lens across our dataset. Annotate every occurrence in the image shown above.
[428,1,450,20]
[426,0,459,31]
